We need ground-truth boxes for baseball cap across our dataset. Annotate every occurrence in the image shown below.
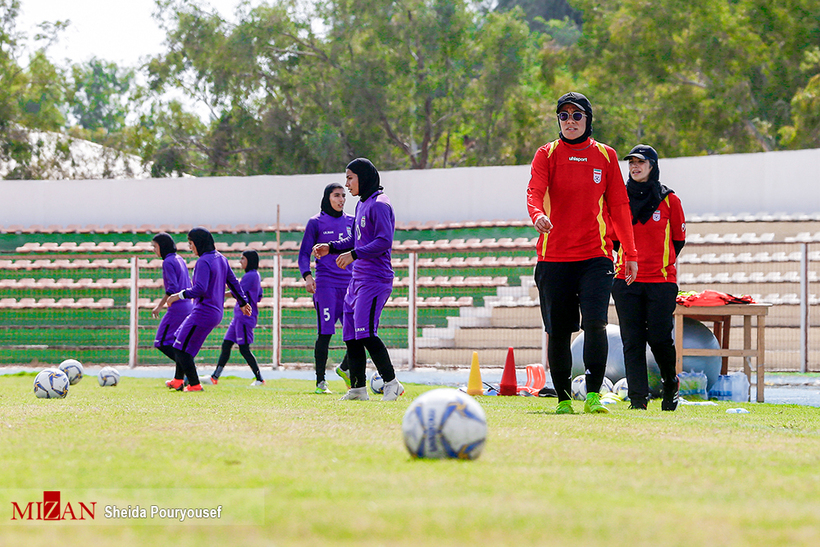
[556,92,592,115]
[623,144,658,163]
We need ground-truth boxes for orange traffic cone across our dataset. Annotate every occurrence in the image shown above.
[467,352,483,395]
[499,347,518,396]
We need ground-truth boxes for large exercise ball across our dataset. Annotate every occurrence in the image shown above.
[569,318,721,397]
[647,316,721,396]
[570,324,626,383]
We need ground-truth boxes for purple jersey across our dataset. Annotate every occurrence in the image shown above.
[234,269,262,319]
[181,250,248,315]
[299,212,354,289]
[162,252,192,297]
[332,191,395,281]
[155,252,193,348]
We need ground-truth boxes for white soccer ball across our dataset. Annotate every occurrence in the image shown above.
[570,374,614,400]
[98,367,120,387]
[571,374,587,400]
[58,359,84,385]
[613,377,629,400]
[369,371,384,394]
[402,388,487,460]
[34,368,70,399]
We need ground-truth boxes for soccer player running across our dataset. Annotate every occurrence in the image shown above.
[165,227,251,392]
[612,145,686,411]
[526,92,638,414]
[151,233,192,365]
[299,183,353,394]
[208,249,265,387]
[313,158,404,401]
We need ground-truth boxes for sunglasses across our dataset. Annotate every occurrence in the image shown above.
[557,111,586,122]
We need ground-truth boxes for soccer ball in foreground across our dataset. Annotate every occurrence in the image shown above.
[369,372,384,394]
[98,366,120,387]
[59,359,84,385]
[402,388,487,460]
[570,374,614,400]
[34,369,70,399]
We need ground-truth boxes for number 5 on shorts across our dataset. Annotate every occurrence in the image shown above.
[323,308,330,322]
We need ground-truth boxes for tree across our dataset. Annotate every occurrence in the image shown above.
[0,0,69,178]
[495,0,582,33]
[68,58,134,134]
[569,0,820,156]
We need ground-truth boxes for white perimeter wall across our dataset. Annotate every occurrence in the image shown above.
[2,147,820,228]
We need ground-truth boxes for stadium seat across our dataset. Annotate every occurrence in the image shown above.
[748,272,766,283]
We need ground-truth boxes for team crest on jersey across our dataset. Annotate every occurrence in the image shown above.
[592,169,602,184]
[346,226,352,236]
[360,217,366,227]
[653,210,661,222]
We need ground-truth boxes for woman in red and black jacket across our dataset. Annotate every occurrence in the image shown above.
[612,144,686,411]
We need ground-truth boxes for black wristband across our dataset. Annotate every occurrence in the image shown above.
[350,250,358,260]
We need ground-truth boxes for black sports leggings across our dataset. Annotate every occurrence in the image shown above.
[212,340,263,382]
[549,322,608,402]
[174,348,200,386]
[314,334,349,383]
[344,336,395,389]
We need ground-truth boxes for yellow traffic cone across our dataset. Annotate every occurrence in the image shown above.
[467,351,483,396]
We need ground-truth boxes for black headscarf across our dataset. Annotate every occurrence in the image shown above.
[321,183,345,218]
[623,144,674,225]
[152,232,176,259]
[556,91,593,145]
[187,227,216,255]
[346,158,381,201]
[242,249,259,272]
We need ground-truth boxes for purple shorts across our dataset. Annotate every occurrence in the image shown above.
[342,278,393,341]
[154,300,192,348]
[173,307,223,357]
[224,315,258,345]
[314,285,346,335]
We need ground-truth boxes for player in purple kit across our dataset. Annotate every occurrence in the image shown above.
[150,232,193,364]
[313,158,404,401]
[165,227,251,392]
[299,183,354,394]
[208,249,265,387]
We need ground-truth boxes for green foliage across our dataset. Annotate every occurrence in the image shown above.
[569,0,820,156]
[4,0,820,178]
[69,58,134,133]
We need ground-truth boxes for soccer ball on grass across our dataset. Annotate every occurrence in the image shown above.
[570,374,614,400]
[98,366,120,387]
[58,359,84,385]
[369,372,384,394]
[34,368,70,399]
[402,388,487,460]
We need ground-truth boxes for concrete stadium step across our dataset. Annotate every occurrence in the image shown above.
[417,347,542,367]
[453,326,543,348]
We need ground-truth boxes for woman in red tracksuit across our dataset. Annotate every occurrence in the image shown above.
[612,144,686,411]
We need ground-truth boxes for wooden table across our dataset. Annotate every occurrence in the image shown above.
[674,303,771,402]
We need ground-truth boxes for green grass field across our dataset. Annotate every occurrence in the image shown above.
[3,373,820,547]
